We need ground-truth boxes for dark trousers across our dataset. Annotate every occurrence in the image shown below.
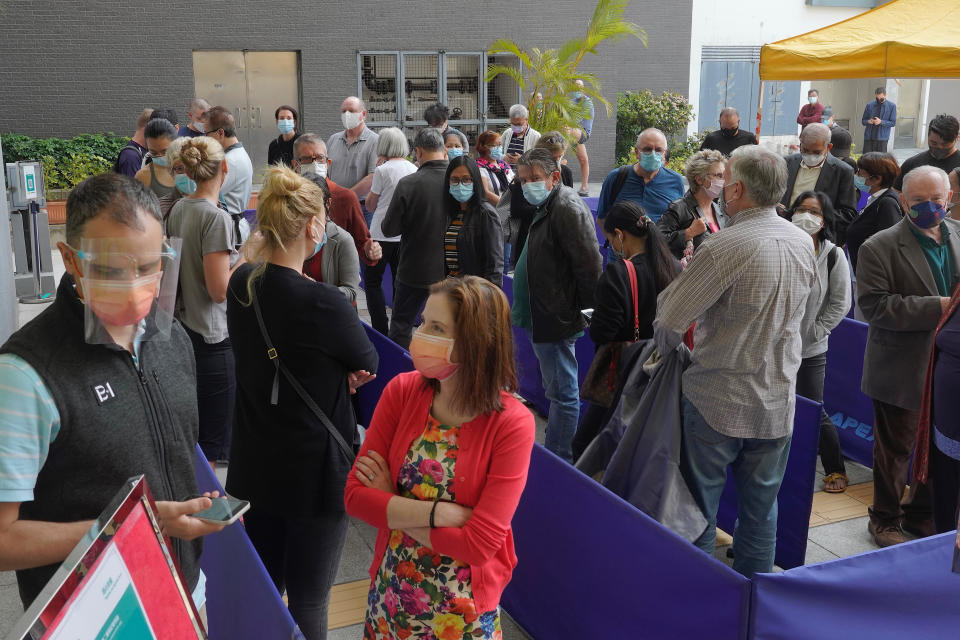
[862,139,887,153]
[930,441,960,534]
[795,353,846,475]
[363,241,400,336]
[244,510,350,640]
[185,327,235,462]
[388,282,430,350]
[572,403,608,462]
[870,399,932,528]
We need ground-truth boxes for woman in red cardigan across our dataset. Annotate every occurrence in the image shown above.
[345,276,535,640]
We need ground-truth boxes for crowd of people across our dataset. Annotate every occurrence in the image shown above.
[1,90,960,640]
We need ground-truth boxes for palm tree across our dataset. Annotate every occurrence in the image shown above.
[485,0,646,142]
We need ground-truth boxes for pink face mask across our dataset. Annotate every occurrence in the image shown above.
[409,331,459,381]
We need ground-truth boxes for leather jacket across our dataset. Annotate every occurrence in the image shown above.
[451,201,505,287]
[657,190,727,259]
[526,185,602,342]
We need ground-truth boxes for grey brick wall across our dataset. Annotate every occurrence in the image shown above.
[0,0,692,181]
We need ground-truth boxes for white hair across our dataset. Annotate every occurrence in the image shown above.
[728,145,788,207]
[902,165,951,195]
[376,127,409,159]
[509,104,529,120]
[800,122,832,145]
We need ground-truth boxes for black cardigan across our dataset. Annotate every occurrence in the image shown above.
[225,263,378,516]
[590,254,658,345]
[450,200,505,287]
[846,189,903,274]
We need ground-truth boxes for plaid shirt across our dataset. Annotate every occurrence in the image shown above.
[654,206,817,439]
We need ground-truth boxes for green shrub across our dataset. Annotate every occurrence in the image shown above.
[616,90,697,170]
[1,132,129,194]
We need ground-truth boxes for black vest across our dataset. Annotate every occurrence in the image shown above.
[0,275,202,607]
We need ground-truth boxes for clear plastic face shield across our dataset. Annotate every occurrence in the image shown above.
[70,237,182,345]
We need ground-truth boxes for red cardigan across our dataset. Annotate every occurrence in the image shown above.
[344,371,535,614]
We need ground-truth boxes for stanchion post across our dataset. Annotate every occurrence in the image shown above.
[0,137,17,341]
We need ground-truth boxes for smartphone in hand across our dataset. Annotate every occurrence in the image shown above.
[191,496,250,525]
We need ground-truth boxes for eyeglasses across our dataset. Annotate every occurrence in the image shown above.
[297,155,328,164]
[706,172,724,179]
[794,208,822,216]
[449,177,473,186]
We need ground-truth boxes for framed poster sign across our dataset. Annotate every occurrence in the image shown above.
[8,475,205,639]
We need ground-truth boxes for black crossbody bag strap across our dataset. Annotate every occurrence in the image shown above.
[250,287,354,460]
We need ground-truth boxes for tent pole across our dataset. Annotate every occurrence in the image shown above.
[755,80,765,144]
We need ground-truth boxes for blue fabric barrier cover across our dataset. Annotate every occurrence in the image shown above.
[358,259,394,309]
[823,317,874,468]
[503,445,750,640]
[718,396,822,570]
[749,532,960,639]
[192,446,301,640]
[243,208,257,228]
[355,322,414,426]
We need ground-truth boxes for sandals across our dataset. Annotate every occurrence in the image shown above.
[823,472,848,493]
[578,188,590,197]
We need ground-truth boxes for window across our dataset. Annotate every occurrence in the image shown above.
[358,50,521,147]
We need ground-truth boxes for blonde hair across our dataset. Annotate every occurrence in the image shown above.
[242,166,326,303]
[179,136,224,182]
[536,130,568,156]
[165,137,189,167]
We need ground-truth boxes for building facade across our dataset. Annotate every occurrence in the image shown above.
[0,1,694,183]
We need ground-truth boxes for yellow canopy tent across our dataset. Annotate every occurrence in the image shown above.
[760,0,960,80]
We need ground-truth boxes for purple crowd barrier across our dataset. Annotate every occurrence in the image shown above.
[749,532,960,639]
[192,446,301,640]
[718,396,822,570]
[355,322,413,426]
[358,259,395,309]
[242,208,257,229]
[823,317,874,468]
[502,445,751,640]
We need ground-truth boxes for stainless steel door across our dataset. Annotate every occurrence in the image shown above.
[193,50,300,183]
[244,51,300,177]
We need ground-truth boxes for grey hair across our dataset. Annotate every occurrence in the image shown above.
[518,148,559,178]
[413,127,444,152]
[719,107,739,119]
[728,145,788,207]
[190,98,210,112]
[684,149,726,194]
[635,127,667,147]
[509,104,529,120]
[376,127,409,159]
[800,122,832,145]
[293,133,326,157]
[66,174,161,245]
[902,165,951,195]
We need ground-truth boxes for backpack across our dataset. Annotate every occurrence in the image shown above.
[610,165,633,204]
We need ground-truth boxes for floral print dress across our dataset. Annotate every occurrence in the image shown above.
[364,415,501,640]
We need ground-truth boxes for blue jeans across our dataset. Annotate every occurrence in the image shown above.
[681,396,791,576]
[532,336,581,462]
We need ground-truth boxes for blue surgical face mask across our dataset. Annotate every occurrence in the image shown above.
[151,154,169,167]
[175,174,197,195]
[522,180,551,206]
[278,119,295,134]
[446,148,463,160]
[639,151,664,173]
[571,91,583,99]
[489,147,504,161]
[854,175,869,192]
[310,221,327,258]
[449,183,474,203]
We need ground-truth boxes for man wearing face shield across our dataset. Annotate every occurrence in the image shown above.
[856,165,959,547]
[0,173,224,610]
[779,123,856,244]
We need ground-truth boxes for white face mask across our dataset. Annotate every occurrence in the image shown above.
[341,111,363,130]
[193,121,206,133]
[802,152,825,168]
[299,161,327,178]
[808,96,818,104]
[792,212,823,235]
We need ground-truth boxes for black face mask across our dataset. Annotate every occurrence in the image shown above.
[720,127,738,138]
[877,97,885,104]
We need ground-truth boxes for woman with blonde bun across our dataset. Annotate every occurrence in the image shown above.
[166,136,244,465]
[226,165,378,640]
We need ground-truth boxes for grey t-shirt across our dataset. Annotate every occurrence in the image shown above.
[326,126,379,196]
[220,142,253,216]
[165,197,237,343]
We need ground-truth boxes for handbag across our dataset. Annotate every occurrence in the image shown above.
[581,259,640,407]
[250,285,355,461]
